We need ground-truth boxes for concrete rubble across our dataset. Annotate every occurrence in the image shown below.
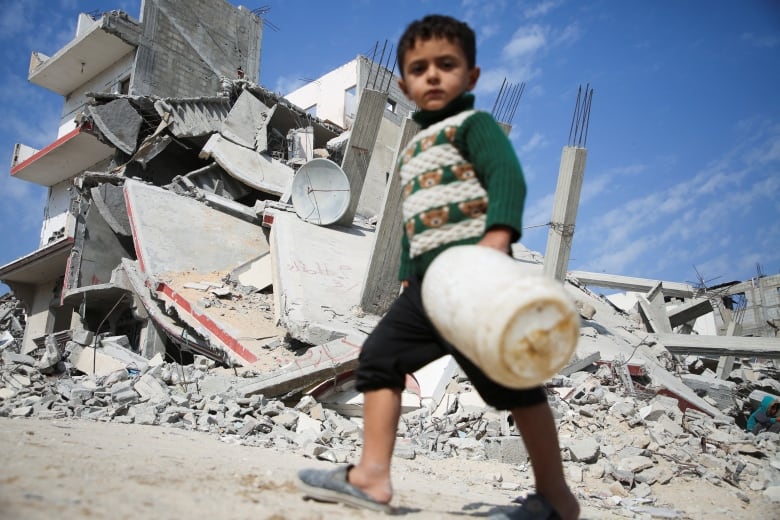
[2,3,779,516]
[2,323,780,516]
[2,74,780,514]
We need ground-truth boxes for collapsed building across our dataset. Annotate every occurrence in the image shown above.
[2,1,780,515]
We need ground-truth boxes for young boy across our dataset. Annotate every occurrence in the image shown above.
[298,14,579,519]
[747,396,780,434]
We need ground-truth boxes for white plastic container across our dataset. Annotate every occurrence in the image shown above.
[421,245,579,389]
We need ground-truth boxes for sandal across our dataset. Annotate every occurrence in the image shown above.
[297,464,393,513]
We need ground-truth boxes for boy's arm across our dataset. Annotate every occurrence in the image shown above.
[478,224,514,253]
[459,112,526,242]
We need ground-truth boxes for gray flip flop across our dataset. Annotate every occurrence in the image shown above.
[489,493,562,519]
[298,464,393,514]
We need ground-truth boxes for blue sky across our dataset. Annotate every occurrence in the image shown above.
[1,0,779,296]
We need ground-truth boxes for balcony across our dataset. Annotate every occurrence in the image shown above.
[11,123,114,187]
[28,11,140,96]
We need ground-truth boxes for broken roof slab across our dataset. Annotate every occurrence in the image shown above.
[269,211,377,345]
[654,333,780,358]
[91,184,132,237]
[119,259,218,360]
[85,98,142,155]
[154,270,284,366]
[246,85,340,146]
[569,271,696,299]
[199,134,293,196]
[124,179,269,276]
[154,97,231,139]
[219,90,270,150]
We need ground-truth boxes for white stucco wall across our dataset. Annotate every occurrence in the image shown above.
[58,51,135,137]
[285,59,358,128]
[39,180,73,247]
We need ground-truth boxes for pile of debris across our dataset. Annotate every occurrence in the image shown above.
[0,294,25,351]
[1,326,779,516]
[3,61,780,516]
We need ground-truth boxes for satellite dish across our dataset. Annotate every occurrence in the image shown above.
[291,158,351,225]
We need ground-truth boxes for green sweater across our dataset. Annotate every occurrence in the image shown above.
[398,93,527,280]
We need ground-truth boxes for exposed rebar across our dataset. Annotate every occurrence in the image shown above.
[491,79,525,126]
[568,84,594,147]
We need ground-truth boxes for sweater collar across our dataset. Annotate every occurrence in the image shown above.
[412,93,475,129]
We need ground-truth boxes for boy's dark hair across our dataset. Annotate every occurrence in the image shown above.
[397,15,476,76]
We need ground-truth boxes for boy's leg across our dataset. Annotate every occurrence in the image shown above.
[512,402,579,520]
[346,387,402,504]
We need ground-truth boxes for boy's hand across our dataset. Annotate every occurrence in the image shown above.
[478,225,513,254]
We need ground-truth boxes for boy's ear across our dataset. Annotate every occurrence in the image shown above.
[467,66,481,91]
[398,78,411,99]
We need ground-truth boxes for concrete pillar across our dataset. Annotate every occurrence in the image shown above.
[360,117,419,315]
[139,318,166,359]
[336,89,388,226]
[543,146,587,281]
[716,320,740,379]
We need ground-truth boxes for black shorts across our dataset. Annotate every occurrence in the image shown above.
[355,277,547,410]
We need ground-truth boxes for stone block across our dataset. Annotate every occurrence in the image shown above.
[484,436,528,464]
[133,373,171,404]
[618,455,654,473]
[568,437,600,463]
[71,330,95,346]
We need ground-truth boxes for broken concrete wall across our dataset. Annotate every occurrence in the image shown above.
[132,0,262,98]
[20,282,63,355]
[716,274,780,337]
[66,199,132,293]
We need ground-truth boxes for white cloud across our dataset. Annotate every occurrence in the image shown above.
[554,23,582,46]
[586,237,654,275]
[523,1,561,19]
[520,132,546,154]
[502,25,547,60]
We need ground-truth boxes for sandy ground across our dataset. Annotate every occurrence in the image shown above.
[0,417,773,520]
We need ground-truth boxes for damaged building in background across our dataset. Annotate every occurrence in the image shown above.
[1,0,414,366]
[2,2,780,497]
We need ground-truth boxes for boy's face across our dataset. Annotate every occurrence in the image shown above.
[399,36,480,111]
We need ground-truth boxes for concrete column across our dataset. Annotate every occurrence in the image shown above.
[336,89,388,226]
[360,117,419,315]
[716,320,740,379]
[543,146,587,281]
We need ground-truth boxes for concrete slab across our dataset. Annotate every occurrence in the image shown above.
[154,97,231,138]
[269,211,376,345]
[220,90,270,150]
[230,253,273,291]
[86,98,142,155]
[70,344,149,377]
[237,335,365,398]
[655,333,780,358]
[199,134,293,196]
[124,179,269,276]
[91,183,131,237]
[154,270,285,366]
[119,259,216,359]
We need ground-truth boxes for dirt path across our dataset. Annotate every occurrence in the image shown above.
[0,417,772,519]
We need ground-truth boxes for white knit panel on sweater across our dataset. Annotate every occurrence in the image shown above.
[409,216,486,257]
[404,178,485,216]
[401,109,488,259]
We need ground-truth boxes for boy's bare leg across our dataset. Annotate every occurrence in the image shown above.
[512,402,580,520]
[347,387,401,504]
